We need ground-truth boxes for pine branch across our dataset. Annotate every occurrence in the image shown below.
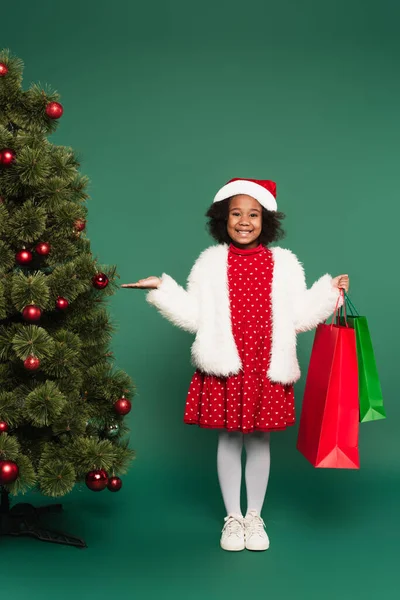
[0,241,14,275]
[112,440,136,475]
[23,380,66,427]
[42,329,81,378]
[71,437,117,475]
[7,200,47,243]
[0,49,24,105]
[51,396,89,437]
[12,324,55,360]
[0,322,20,359]
[0,431,21,460]
[37,460,76,497]
[0,280,6,319]
[11,270,50,311]
[85,363,134,403]
[0,390,22,425]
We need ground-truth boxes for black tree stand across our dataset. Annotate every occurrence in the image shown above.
[0,487,87,548]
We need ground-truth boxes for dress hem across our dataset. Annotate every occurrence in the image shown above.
[184,420,295,433]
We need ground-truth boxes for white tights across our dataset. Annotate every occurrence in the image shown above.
[217,430,271,517]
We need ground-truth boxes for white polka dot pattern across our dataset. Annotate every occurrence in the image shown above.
[184,243,295,433]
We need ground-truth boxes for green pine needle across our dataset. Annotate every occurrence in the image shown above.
[23,380,66,427]
[8,200,47,243]
[0,241,15,274]
[0,323,21,360]
[71,437,117,474]
[38,460,76,497]
[12,324,55,360]
[11,270,50,311]
[0,432,21,460]
[0,391,22,425]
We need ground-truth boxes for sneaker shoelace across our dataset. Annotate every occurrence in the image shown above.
[246,513,266,538]
[222,516,244,538]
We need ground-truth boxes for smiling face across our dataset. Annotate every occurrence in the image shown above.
[227,194,263,249]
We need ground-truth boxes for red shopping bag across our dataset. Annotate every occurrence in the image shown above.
[297,298,360,469]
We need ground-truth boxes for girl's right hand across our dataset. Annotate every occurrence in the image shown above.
[121,276,161,290]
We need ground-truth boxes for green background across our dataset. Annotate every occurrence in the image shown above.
[1,0,399,598]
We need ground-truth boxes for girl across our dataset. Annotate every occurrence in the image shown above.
[122,178,349,552]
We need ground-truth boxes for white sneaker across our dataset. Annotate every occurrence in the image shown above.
[220,514,245,551]
[244,510,270,551]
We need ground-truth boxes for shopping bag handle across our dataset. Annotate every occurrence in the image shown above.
[344,292,360,317]
[330,289,347,329]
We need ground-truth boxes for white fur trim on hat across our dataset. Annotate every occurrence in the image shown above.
[213,179,277,212]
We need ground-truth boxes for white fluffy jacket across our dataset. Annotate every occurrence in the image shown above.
[147,244,341,385]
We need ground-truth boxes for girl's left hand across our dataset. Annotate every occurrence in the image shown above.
[332,274,350,293]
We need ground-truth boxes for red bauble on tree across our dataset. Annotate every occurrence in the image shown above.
[0,460,19,484]
[15,249,33,266]
[46,101,64,119]
[107,476,123,492]
[0,421,9,434]
[0,62,9,76]
[0,148,16,166]
[92,273,109,290]
[24,355,40,371]
[85,469,108,492]
[56,296,69,311]
[22,304,42,322]
[36,241,51,256]
[74,219,86,232]
[114,396,132,416]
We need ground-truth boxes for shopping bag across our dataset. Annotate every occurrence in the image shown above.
[297,297,360,469]
[340,294,385,423]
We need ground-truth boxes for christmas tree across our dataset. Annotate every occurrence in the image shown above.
[0,50,135,542]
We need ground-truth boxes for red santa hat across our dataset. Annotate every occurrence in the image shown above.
[213,178,277,212]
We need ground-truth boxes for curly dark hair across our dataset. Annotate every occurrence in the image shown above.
[205,197,286,246]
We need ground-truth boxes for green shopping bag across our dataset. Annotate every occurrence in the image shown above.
[340,294,386,423]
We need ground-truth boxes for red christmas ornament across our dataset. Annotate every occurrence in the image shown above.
[0,460,19,484]
[56,296,69,310]
[15,249,33,266]
[22,304,42,322]
[24,355,40,371]
[45,101,64,119]
[36,241,51,256]
[74,219,86,232]
[114,396,132,416]
[85,469,108,492]
[0,148,16,166]
[0,62,9,76]
[107,476,123,492]
[0,421,9,434]
[92,273,109,290]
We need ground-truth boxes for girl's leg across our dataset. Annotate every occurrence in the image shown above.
[243,431,271,514]
[217,430,244,516]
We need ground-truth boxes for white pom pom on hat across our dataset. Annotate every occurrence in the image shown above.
[213,178,277,212]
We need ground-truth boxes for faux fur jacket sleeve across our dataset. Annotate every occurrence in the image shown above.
[146,264,200,334]
[277,248,342,333]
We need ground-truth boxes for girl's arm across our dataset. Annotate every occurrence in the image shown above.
[293,272,342,333]
[146,273,199,334]
[277,248,344,333]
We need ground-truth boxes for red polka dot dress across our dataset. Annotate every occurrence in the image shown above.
[184,243,295,433]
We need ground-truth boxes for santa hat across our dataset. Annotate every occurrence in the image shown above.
[213,178,277,212]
